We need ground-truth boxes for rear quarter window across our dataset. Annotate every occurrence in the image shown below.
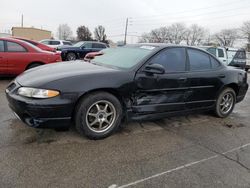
[7,41,27,52]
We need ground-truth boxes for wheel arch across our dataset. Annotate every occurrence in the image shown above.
[25,61,45,70]
[217,83,239,98]
[72,88,126,121]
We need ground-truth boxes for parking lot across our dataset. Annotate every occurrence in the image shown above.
[0,76,250,188]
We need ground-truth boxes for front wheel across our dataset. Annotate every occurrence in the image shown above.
[75,92,122,139]
[215,88,236,118]
[66,52,77,61]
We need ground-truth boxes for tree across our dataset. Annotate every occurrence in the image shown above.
[241,21,250,43]
[94,25,107,42]
[57,24,73,40]
[139,27,169,43]
[184,24,206,46]
[77,25,92,41]
[215,29,238,47]
[167,23,186,44]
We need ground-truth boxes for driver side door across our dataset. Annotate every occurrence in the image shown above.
[133,47,189,114]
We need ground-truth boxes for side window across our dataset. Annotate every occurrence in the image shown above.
[93,43,106,48]
[210,57,221,69]
[41,41,49,45]
[218,49,224,58]
[49,41,60,45]
[83,43,92,48]
[0,40,4,52]
[206,47,216,56]
[149,48,186,72]
[188,49,211,71]
[7,42,26,52]
[63,42,72,45]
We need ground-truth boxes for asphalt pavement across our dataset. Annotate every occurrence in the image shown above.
[0,76,250,188]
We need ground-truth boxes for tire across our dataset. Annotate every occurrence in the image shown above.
[215,88,236,118]
[27,63,42,70]
[66,52,77,61]
[75,92,122,139]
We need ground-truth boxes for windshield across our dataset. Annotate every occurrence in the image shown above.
[74,41,85,47]
[92,46,154,69]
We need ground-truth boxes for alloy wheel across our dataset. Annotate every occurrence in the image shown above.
[85,100,116,133]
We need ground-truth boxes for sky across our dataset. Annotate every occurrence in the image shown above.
[1,0,250,43]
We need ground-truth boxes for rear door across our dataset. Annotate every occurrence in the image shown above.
[0,40,7,74]
[5,41,29,75]
[186,48,223,109]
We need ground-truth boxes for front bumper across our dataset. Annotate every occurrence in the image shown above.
[6,81,76,128]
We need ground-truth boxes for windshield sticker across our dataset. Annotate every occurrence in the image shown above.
[140,46,155,50]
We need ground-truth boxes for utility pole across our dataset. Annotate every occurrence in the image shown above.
[21,14,23,27]
[124,18,128,45]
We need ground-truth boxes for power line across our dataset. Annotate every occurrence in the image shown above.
[131,5,250,24]
[132,0,249,20]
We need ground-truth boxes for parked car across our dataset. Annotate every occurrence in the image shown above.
[12,37,56,52]
[0,37,62,75]
[200,46,247,70]
[39,39,72,48]
[6,44,248,139]
[59,41,108,61]
[84,51,104,61]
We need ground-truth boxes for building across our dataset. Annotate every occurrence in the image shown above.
[12,27,51,41]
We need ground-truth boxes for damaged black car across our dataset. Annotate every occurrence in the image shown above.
[6,44,248,139]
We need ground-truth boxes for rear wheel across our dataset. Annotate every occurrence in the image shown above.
[215,88,236,118]
[26,63,42,70]
[66,52,77,61]
[75,92,122,139]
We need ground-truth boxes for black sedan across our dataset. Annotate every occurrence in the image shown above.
[59,41,108,61]
[6,44,248,139]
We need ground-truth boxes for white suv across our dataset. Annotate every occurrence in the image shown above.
[246,52,250,71]
[40,39,72,48]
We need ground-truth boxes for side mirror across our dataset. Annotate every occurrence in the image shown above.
[144,64,165,74]
[81,46,85,49]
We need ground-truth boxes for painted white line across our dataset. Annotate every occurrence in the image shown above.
[109,142,250,188]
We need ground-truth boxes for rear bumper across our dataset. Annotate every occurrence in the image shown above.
[236,83,248,103]
[6,82,76,128]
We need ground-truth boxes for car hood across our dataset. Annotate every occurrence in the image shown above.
[16,61,119,87]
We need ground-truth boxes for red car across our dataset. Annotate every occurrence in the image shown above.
[84,51,104,61]
[0,37,62,75]
[12,37,56,52]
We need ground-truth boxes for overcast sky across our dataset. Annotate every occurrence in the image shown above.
[1,0,250,42]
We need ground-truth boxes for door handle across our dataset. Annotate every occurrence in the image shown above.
[218,74,225,78]
[178,77,187,82]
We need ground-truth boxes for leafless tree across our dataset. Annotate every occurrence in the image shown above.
[77,25,92,41]
[167,23,186,44]
[139,27,168,43]
[214,29,238,47]
[184,24,206,46]
[241,21,250,43]
[94,25,107,42]
[57,24,73,40]
[139,23,186,44]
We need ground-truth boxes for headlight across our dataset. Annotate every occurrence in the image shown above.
[17,87,60,98]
